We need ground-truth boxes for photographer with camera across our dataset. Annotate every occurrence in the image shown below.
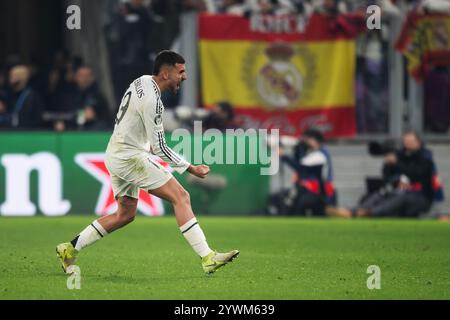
[333,131,444,218]
[274,128,336,216]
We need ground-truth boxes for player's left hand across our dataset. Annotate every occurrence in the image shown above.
[188,164,210,179]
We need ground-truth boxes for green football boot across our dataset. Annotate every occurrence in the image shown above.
[56,242,78,274]
[202,250,240,274]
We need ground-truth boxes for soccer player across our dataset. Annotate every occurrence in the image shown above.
[56,50,239,274]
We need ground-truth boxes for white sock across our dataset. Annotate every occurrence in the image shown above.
[179,218,212,258]
[71,220,108,251]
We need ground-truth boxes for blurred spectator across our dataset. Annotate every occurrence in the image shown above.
[397,1,450,133]
[47,51,69,104]
[45,53,86,117]
[5,65,45,129]
[182,0,208,12]
[151,0,183,52]
[0,68,7,92]
[0,94,8,128]
[204,101,236,131]
[205,0,314,15]
[331,131,445,218]
[421,1,450,133]
[355,30,389,133]
[424,66,450,133]
[420,0,450,13]
[220,0,248,15]
[312,0,366,37]
[313,0,348,14]
[108,0,154,101]
[118,0,153,64]
[246,0,296,15]
[288,0,314,16]
[381,0,402,16]
[58,66,111,131]
[28,56,51,103]
[269,128,336,216]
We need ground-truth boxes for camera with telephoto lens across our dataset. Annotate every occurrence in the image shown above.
[368,139,400,157]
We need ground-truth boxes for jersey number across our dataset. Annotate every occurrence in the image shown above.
[115,91,132,125]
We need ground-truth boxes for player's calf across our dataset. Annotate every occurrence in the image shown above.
[117,211,136,225]
[105,210,136,231]
[97,196,137,232]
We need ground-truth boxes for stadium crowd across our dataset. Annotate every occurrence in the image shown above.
[0,0,447,218]
[1,0,449,132]
[0,56,111,131]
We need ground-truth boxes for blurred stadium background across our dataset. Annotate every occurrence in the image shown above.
[0,0,449,218]
[2,0,450,301]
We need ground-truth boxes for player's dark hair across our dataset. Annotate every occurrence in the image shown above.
[153,50,185,75]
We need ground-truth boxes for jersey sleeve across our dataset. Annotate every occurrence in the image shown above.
[141,93,190,174]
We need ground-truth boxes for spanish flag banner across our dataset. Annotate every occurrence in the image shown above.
[396,13,450,81]
[199,14,357,137]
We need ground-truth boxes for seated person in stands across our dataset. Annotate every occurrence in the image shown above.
[57,65,111,131]
[280,128,336,216]
[332,131,444,218]
[5,65,45,129]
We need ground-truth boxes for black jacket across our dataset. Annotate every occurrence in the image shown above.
[62,83,111,130]
[7,87,44,129]
[383,148,434,204]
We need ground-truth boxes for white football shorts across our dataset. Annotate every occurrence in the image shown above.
[105,152,172,199]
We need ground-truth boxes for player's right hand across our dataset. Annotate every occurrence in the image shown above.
[188,164,210,179]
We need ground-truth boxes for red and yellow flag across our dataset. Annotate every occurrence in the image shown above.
[396,13,450,80]
[198,14,358,137]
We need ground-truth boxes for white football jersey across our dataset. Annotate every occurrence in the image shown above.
[106,75,190,174]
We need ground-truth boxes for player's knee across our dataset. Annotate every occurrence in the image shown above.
[116,197,137,225]
[118,196,137,213]
[177,187,191,207]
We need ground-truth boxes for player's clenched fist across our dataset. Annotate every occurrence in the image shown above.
[188,164,210,179]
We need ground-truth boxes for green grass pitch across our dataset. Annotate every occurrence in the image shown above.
[0,216,449,299]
